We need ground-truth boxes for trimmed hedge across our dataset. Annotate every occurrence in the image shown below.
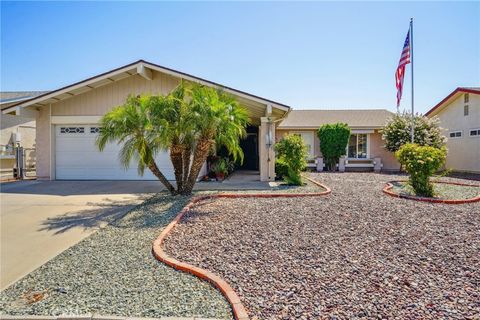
[317,123,351,171]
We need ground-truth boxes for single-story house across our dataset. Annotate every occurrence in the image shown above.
[2,60,290,182]
[277,109,399,171]
[425,87,479,173]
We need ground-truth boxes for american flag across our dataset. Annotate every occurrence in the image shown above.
[395,30,411,108]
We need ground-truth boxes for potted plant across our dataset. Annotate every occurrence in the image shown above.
[211,158,228,181]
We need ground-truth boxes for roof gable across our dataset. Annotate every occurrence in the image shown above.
[2,60,290,115]
[425,87,480,117]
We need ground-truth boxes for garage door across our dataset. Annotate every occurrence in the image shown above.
[55,125,174,180]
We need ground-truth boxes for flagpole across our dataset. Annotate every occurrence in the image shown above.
[410,18,414,143]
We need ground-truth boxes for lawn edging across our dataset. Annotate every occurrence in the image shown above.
[152,177,331,320]
[383,180,480,204]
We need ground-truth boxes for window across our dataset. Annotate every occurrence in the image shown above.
[90,127,102,134]
[292,131,314,159]
[347,134,368,159]
[60,127,85,134]
[470,129,480,137]
[464,93,469,103]
[449,131,462,138]
[464,105,469,116]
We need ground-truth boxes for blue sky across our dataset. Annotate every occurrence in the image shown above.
[1,1,478,114]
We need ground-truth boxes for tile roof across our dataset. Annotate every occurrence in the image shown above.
[278,109,395,128]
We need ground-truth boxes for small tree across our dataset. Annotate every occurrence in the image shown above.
[396,143,447,197]
[274,134,307,185]
[317,123,351,171]
[382,112,446,153]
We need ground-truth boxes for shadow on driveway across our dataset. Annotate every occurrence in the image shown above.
[37,196,150,234]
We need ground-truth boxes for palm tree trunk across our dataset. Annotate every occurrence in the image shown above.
[182,138,212,195]
[181,146,192,192]
[170,144,185,193]
[147,161,176,195]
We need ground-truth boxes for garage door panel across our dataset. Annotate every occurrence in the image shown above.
[55,125,174,180]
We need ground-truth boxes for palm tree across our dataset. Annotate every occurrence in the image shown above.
[96,82,249,195]
[181,85,249,194]
[96,94,177,194]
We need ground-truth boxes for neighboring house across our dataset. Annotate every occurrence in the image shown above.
[0,91,49,110]
[2,60,290,182]
[425,87,480,173]
[277,109,399,171]
[0,114,36,180]
[0,92,44,180]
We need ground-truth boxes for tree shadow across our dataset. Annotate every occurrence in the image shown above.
[38,196,150,235]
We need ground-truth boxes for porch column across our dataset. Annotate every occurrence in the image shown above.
[259,116,276,181]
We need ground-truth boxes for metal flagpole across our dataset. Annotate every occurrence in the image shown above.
[410,18,414,143]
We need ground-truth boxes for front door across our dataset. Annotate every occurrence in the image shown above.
[239,126,259,170]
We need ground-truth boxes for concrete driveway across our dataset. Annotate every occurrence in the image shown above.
[0,180,164,290]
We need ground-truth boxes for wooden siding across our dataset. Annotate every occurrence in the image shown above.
[52,72,180,116]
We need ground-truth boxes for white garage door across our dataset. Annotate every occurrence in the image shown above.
[55,125,175,180]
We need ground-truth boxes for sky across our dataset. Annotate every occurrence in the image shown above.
[1,1,479,114]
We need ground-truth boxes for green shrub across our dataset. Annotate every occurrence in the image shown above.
[274,134,307,185]
[317,123,351,171]
[275,158,289,180]
[395,143,447,197]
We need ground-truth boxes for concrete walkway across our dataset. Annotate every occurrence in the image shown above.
[0,180,163,290]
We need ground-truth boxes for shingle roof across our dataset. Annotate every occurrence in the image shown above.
[278,109,395,129]
[0,91,49,104]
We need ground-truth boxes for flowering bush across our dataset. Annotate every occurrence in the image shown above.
[382,112,446,153]
[275,134,307,185]
[395,143,447,197]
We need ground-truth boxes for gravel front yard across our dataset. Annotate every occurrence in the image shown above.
[0,194,233,319]
[164,172,480,319]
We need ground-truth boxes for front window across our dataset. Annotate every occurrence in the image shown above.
[347,134,368,158]
[292,131,314,159]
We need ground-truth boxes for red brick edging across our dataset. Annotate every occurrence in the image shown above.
[383,180,480,204]
[152,177,331,320]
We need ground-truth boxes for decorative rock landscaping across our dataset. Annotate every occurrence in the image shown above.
[385,180,480,204]
[164,172,480,319]
[0,195,233,319]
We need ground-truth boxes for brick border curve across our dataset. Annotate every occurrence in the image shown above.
[383,180,480,204]
[152,177,331,320]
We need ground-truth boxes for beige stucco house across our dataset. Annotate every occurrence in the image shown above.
[277,109,399,171]
[2,60,289,182]
[425,87,480,173]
